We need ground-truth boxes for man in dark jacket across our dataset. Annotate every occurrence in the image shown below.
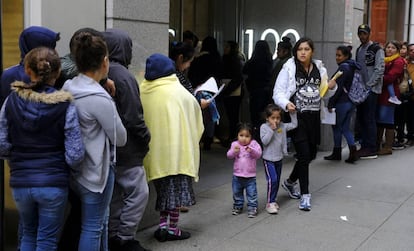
[102,28,151,251]
[0,26,60,106]
[355,24,385,159]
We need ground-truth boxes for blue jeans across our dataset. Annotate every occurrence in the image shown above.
[12,187,68,251]
[356,92,378,152]
[387,83,396,97]
[232,175,257,211]
[263,160,282,203]
[333,101,356,147]
[71,168,115,251]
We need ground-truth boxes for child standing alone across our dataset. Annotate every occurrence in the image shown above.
[227,123,262,218]
[260,104,297,214]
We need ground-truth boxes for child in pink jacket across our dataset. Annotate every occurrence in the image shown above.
[227,123,262,218]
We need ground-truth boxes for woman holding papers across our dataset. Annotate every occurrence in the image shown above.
[188,36,222,150]
[324,45,360,163]
[272,37,337,211]
[193,77,221,150]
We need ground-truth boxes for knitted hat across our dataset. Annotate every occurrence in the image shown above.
[19,26,60,59]
[144,53,175,80]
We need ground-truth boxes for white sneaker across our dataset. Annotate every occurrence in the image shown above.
[266,203,278,214]
[388,96,402,105]
[299,194,311,211]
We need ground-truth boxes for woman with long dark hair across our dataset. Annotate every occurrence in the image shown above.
[243,40,273,136]
[221,41,245,144]
[273,37,337,211]
[324,45,360,163]
[62,31,127,251]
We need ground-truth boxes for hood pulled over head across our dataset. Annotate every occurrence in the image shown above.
[102,28,132,67]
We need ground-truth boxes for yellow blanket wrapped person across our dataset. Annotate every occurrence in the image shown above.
[140,53,204,182]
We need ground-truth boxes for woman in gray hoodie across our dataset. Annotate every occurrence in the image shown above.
[62,31,127,251]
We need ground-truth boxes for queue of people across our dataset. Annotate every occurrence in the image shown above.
[1,23,414,251]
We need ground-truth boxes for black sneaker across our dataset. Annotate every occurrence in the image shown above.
[405,140,414,147]
[232,207,242,215]
[357,148,378,159]
[247,208,258,218]
[392,141,405,150]
[154,228,168,242]
[282,179,301,199]
[122,240,151,251]
[108,236,122,251]
[166,229,191,241]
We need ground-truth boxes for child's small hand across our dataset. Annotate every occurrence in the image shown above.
[234,145,240,153]
[245,146,251,152]
[269,121,277,130]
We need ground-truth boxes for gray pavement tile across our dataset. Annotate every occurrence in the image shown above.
[373,202,414,234]
[234,214,371,251]
[210,238,278,251]
[307,193,398,229]
[357,230,414,251]
[137,145,414,251]
[404,194,414,206]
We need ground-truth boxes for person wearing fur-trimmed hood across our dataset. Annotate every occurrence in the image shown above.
[0,47,84,251]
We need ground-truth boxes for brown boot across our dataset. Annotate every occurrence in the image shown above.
[378,129,393,155]
[345,145,358,163]
[376,127,384,152]
[324,147,342,160]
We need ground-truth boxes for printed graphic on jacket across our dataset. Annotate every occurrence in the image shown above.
[293,76,321,112]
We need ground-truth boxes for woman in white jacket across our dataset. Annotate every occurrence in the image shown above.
[273,37,337,211]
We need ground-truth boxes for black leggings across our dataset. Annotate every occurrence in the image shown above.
[289,140,316,195]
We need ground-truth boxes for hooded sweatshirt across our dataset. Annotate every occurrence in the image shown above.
[102,29,151,166]
[0,26,59,105]
[63,74,127,193]
[140,54,204,181]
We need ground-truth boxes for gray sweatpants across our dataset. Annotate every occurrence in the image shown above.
[109,165,149,240]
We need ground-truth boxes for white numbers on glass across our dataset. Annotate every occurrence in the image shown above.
[245,28,300,59]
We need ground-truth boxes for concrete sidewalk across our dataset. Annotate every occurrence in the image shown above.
[138,144,414,251]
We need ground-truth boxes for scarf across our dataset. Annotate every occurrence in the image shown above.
[384,53,400,64]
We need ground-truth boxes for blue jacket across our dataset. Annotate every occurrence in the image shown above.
[0,82,84,188]
[328,59,361,109]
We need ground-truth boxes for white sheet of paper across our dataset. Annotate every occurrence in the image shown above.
[206,84,225,102]
[194,77,219,95]
[321,107,336,125]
